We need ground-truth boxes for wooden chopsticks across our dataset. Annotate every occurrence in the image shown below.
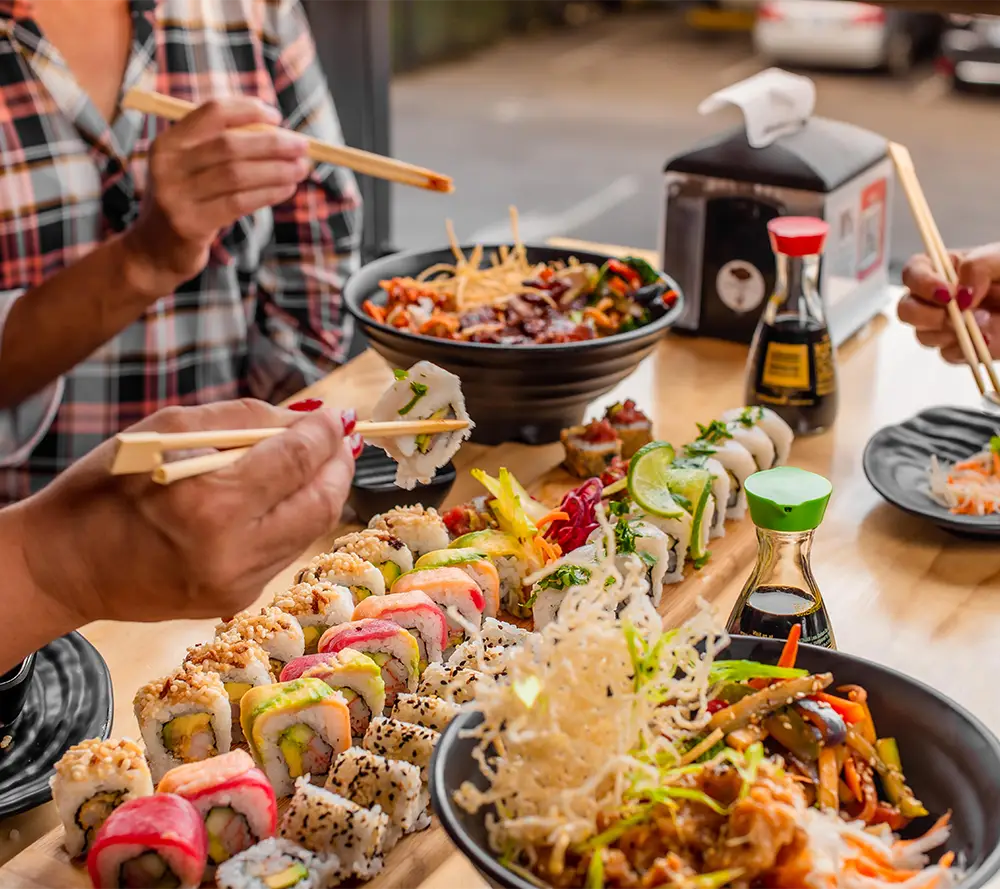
[889,143,1000,398]
[121,89,454,194]
[111,419,469,486]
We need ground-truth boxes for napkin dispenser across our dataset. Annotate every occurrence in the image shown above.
[661,69,894,346]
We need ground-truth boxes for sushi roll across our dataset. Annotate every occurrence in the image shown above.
[683,427,757,522]
[362,717,439,782]
[414,547,501,614]
[216,607,306,677]
[725,418,775,472]
[281,778,388,879]
[479,616,530,650]
[270,582,355,653]
[351,591,448,667]
[449,530,535,617]
[134,668,232,783]
[390,693,460,732]
[332,529,413,589]
[240,678,352,797]
[293,550,386,603]
[624,514,691,586]
[526,545,599,629]
[390,566,491,641]
[317,619,420,708]
[184,637,273,742]
[368,504,450,559]
[415,663,484,704]
[674,454,731,539]
[87,794,208,889]
[370,360,474,491]
[721,405,794,467]
[325,748,428,849]
[216,837,341,889]
[157,750,277,871]
[604,400,653,459]
[281,649,386,741]
[447,639,507,672]
[560,419,622,479]
[51,737,153,859]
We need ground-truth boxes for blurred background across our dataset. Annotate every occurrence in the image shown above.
[313,0,1000,280]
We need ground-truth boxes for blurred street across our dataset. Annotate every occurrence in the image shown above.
[389,10,1000,275]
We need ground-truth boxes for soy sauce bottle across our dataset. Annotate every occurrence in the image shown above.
[745,217,838,435]
[726,466,836,649]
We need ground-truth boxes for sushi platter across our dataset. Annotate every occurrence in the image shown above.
[0,360,799,889]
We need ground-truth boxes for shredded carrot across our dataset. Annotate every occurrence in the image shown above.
[939,851,955,868]
[584,307,616,328]
[537,510,570,528]
[419,313,460,335]
[362,299,386,324]
[843,756,863,803]
[894,812,951,851]
[777,624,801,668]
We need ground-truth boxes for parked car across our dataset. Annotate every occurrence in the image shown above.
[753,1,944,76]
[939,15,1000,90]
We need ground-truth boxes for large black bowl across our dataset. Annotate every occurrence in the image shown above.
[343,244,684,446]
[431,636,1000,889]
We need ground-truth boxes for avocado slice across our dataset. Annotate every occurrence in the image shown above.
[279,724,316,779]
[366,652,392,667]
[379,562,401,587]
[264,863,309,889]
[301,626,321,650]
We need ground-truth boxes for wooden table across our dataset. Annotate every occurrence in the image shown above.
[3,285,1000,888]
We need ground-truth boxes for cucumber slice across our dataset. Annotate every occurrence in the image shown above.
[662,467,713,561]
[627,442,683,519]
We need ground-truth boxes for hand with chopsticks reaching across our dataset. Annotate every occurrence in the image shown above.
[0,399,357,675]
[899,245,1000,364]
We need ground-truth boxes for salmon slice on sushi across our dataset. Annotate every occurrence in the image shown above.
[414,547,501,616]
[156,750,277,872]
[317,619,420,708]
[332,529,413,589]
[368,504,450,559]
[269,582,354,653]
[390,566,490,643]
[87,793,208,889]
[352,591,448,667]
[280,649,386,741]
[293,550,386,603]
[240,678,352,798]
[215,607,305,678]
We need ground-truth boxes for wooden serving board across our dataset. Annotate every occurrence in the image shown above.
[0,413,759,889]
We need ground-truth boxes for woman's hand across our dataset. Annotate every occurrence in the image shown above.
[898,244,1000,363]
[15,398,357,633]
[123,96,311,294]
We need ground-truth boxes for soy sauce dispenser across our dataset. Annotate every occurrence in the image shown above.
[726,467,835,649]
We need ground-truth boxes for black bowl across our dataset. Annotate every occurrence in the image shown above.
[343,244,684,446]
[431,636,1000,889]
[0,653,36,729]
[863,406,1000,539]
[348,445,456,525]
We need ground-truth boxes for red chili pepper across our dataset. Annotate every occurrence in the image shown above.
[808,691,866,724]
[777,624,801,668]
[868,802,911,831]
[606,259,641,289]
[706,699,727,715]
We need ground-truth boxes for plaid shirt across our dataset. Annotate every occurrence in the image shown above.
[0,0,361,503]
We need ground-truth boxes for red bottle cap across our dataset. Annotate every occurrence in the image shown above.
[767,217,829,257]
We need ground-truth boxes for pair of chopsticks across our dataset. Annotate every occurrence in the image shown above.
[889,143,1000,398]
[111,419,468,486]
[121,89,453,194]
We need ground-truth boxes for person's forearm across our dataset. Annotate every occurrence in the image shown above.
[0,505,80,674]
[0,232,173,409]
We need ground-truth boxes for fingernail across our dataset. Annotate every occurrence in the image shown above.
[349,433,364,459]
[933,287,951,305]
[340,408,357,435]
[295,157,311,178]
[263,104,282,123]
[289,398,323,412]
[956,287,974,311]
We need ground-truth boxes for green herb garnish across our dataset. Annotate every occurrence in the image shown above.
[990,435,1000,456]
[614,517,637,554]
[397,381,429,416]
[537,564,592,592]
[684,440,718,458]
[737,406,764,428]
[607,499,630,518]
[696,420,733,444]
[393,368,408,380]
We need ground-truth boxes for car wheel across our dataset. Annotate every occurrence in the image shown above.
[885,30,915,76]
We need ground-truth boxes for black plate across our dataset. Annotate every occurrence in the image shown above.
[0,632,113,818]
[348,444,456,525]
[431,636,1000,889]
[343,244,684,446]
[863,406,1000,538]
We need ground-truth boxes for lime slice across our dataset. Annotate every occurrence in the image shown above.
[662,467,713,561]
[627,441,683,518]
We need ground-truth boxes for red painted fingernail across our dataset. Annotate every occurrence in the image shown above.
[349,433,364,458]
[340,408,357,435]
[289,398,323,412]
[933,287,951,305]
[956,287,974,311]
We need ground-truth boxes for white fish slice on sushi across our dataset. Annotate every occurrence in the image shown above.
[371,361,474,490]
[720,405,794,466]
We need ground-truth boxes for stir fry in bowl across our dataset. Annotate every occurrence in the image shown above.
[361,211,678,346]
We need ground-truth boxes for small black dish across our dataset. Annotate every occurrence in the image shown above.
[0,653,36,729]
[0,632,113,819]
[863,406,1000,539]
[348,444,456,525]
[343,244,684,446]
[431,636,1000,889]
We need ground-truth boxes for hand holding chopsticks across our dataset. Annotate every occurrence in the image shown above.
[889,143,1000,399]
[112,418,469,485]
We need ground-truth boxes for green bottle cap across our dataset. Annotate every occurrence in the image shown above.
[744,466,832,533]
